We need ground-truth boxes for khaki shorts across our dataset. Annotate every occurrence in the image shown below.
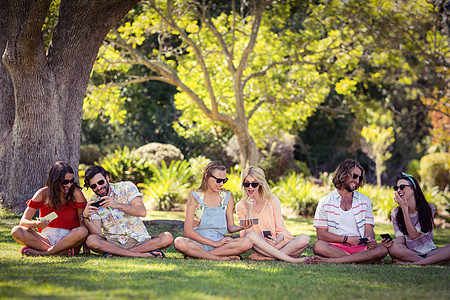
[106,236,152,249]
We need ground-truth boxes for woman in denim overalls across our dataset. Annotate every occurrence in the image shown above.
[174,161,253,260]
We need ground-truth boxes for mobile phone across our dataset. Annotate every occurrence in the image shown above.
[263,230,272,238]
[380,233,393,241]
[239,218,259,226]
[358,237,368,245]
[40,212,58,222]
[90,199,105,208]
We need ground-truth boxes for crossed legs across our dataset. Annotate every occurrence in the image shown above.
[311,240,388,264]
[390,243,450,265]
[86,232,173,258]
[246,232,310,263]
[11,225,88,256]
[174,236,252,260]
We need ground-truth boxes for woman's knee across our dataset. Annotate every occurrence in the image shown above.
[72,227,89,239]
[240,237,253,251]
[173,237,187,252]
[11,226,28,239]
[295,234,310,246]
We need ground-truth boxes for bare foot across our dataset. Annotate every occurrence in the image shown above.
[309,255,336,264]
[292,256,310,264]
[248,253,276,261]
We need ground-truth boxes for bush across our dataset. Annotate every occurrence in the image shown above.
[79,144,101,165]
[139,160,194,211]
[188,156,212,188]
[133,143,184,166]
[359,184,394,220]
[222,166,242,202]
[418,153,450,190]
[98,146,152,184]
[271,172,329,217]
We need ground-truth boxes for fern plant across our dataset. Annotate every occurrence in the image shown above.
[139,160,194,211]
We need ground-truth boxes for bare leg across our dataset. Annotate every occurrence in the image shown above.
[127,232,173,256]
[246,232,309,263]
[12,226,88,256]
[388,242,423,263]
[174,237,242,260]
[208,237,252,257]
[278,234,310,258]
[86,234,160,258]
[311,240,388,264]
[399,245,450,265]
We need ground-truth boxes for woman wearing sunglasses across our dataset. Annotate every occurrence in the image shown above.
[383,172,450,265]
[11,161,88,256]
[174,161,253,260]
[235,166,310,263]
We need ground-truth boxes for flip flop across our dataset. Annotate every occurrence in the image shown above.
[102,253,114,258]
[149,250,165,259]
[21,246,32,256]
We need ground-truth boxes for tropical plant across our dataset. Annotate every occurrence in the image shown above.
[139,160,194,211]
[98,146,152,184]
[222,166,243,203]
[272,172,329,217]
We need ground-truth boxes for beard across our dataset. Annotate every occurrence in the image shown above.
[345,183,356,192]
[94,181,110,198]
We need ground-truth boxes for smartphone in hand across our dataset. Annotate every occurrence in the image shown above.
[380,233,393,242]
[263,230,272,238]
[90,199,105,208]
[239,218,258,226]
[358,237,369,245]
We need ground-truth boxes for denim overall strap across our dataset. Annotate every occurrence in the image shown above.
[221,190,231,206]
[192,192,205,206]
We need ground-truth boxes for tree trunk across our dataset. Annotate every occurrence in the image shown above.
[0,0,139,213]
[235,126,259,168]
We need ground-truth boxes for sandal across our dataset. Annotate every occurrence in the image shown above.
[149,250,165,259]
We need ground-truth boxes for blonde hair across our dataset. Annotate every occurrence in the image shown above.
[197,161,226,192]
[240,166,273,203]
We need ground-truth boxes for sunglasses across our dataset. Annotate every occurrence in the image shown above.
[243,182,260,188]
[90,179,106,190]
[62,178,75,185]
[352,173,363,181]
[211,175,228,184]
[393,184,411,191]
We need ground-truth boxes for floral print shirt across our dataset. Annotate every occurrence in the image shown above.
[88,181,150,244]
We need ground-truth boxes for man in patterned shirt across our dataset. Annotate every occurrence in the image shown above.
[82,165,173,258]
[310,159,388,264]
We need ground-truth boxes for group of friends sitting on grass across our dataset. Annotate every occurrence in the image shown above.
[11,159,450,265]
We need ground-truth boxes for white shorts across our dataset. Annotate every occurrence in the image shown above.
[41,227,71,246]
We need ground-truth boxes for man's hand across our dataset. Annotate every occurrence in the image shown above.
[98,196,121,210]
[366,237,377,250]
[83,202,100,219]
[346,236,361,245]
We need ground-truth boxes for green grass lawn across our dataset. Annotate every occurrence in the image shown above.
[1,209,449,299]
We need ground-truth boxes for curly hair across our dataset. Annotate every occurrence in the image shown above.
[332,159,365,190]
[84,165,110,189]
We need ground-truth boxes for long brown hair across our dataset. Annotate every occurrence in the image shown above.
[44,161,79,210]
[394,174,434,234]
[197,161,226,192]
[332,159,365,190]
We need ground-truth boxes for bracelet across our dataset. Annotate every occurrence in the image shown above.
[82,215,90,220]
[343,235,348,244]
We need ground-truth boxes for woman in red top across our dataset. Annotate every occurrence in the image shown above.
[11,161,88,256]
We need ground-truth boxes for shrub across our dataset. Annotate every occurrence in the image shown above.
[139,160,194,211]
[98,146,152,184]
[133,143,184,166]
[188,156,212,188]
[359,184,394,220]
[222,166,242,202]
[406,159,421,180]
[79,144,101,165]
[418,152,450,190]
[271,172,329,217]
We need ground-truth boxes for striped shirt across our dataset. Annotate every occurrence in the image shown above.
[313,189,375,237]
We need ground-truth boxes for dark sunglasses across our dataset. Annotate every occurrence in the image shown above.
[393,184,411,191]
[243,182,260,188]
[211,175,228,184]
[62,178,75,185]
[352,173,363,181]
[90,179,106,190]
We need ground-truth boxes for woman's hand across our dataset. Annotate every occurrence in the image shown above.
[394,192,408,211]
[215,237,233,248]
[36,218,51,229]
[381,238,394,249]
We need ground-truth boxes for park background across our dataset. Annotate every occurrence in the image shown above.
[1,0,449,299]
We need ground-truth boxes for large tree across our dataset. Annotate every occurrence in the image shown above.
[0,0,139,212]
[87,0,361,167]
